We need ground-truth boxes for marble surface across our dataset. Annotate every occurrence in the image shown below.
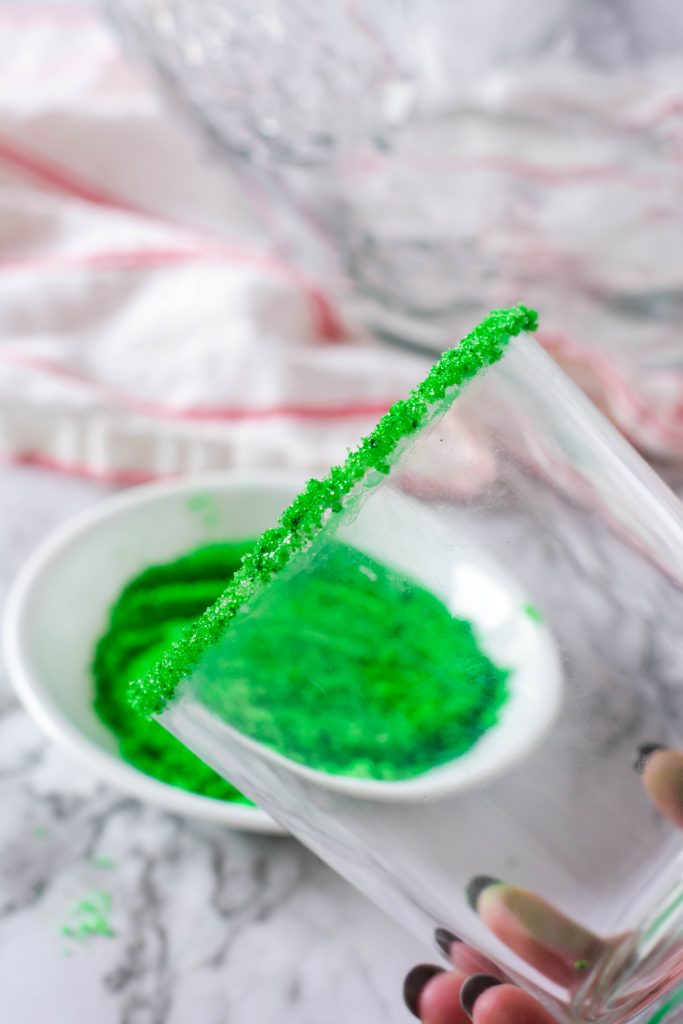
[0,466,427,1024]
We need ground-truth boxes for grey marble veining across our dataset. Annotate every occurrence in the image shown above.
[0,466,426,1024]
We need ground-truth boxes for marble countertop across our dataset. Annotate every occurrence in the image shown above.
[0,466,426,1024]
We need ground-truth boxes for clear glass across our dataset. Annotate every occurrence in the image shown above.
[157,332,683,1024]
[109,0,683,453]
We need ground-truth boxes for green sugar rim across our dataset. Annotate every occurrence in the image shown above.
[130,304,538,717]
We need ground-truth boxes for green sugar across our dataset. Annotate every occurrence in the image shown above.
[93,543,255,803]
[523,602,543,624]
[193,541,510,781]
[100,539,509,788]
[131,305,537,717]
[61,890,115,943]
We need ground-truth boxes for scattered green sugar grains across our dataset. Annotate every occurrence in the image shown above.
[114,306,536,787]
[61,890,115,943]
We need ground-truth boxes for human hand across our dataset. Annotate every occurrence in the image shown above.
[403,744,683,1023]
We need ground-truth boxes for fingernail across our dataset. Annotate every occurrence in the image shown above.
[459,974,503,1018]
[634,743,666,775]
[465,875,501,912]
[434,927,461,957]
[403,964,445,1019]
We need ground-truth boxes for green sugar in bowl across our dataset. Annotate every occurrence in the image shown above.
[5,475,561,817]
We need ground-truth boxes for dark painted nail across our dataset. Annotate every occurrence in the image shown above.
[459,974,503,1018]
[634,743,666,775]
[435,927,461,957]
[465,875,501,912]
[403,964,445,1019]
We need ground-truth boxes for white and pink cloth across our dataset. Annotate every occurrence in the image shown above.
[0,5,430,483]
[0,5,681,486]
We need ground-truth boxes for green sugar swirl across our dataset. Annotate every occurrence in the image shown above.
[130,305,537,718]
[193,541,510,781]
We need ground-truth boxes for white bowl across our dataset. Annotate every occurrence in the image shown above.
[2,471,306,833]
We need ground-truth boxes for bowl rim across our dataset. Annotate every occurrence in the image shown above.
[1,470,308,834]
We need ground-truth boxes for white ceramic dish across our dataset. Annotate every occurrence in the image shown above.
[2,471,307,833]
[4,470,564,825]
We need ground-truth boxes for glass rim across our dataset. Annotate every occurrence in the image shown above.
[129,304,538,718]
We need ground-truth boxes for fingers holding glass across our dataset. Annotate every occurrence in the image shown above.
[460,978,559,1024]
[404,964,470,1024]
[435,928,504,979]
[466,877,606,988]
[403,965,559,1024]
[635,745,683,830]
[404,741,683,1022]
